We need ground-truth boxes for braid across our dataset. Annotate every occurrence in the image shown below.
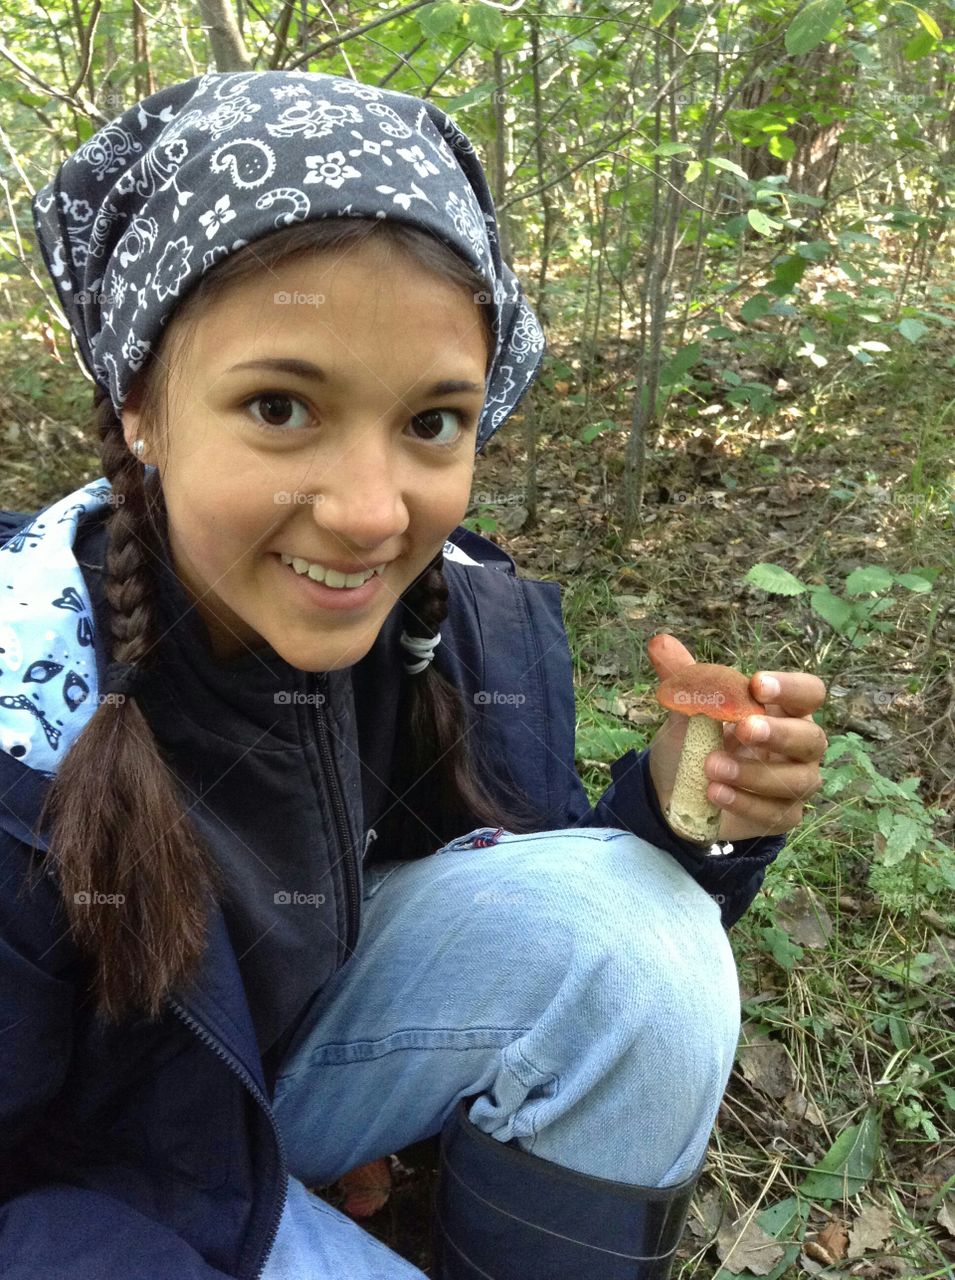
[386,553,544,859]
[30,386,224,1026]
[96,385,164,670]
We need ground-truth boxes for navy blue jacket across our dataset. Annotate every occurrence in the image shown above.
[0,503,782,1279]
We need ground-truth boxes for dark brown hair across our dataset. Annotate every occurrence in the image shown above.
[29,218,543,1027]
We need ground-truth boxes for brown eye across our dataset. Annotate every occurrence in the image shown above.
[408,408,464,445]
[245,392,311,432]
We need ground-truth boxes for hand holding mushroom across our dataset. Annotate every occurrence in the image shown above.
[646,633,829,846]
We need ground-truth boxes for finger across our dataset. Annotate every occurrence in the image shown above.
[750,671,827,718]
[647,633,696,681]
[734,714,829,763]
[708,784,807,837]
[705,753,823,802]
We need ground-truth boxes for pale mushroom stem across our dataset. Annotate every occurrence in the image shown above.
[666,714,724,844]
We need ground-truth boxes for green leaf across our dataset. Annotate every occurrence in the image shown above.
[796,239,831,261]
[915,7,942,38]
[903,27,936,58]
[745,563,807,596]
[762,925,804,969]
[799,1109,880,1200]
[879,813,923,866]
[464,3,503,49]
[653,141,694,156]
[741,293,771,322]
[685,159,703,182]
[444,80,498,112]
[768,134,796,162]
[581,419,614,444]
[708,156,749,181]
[898,317,928,342]
[785,0,846,56]
[650,0,681,23]
[810,587,853,632]
[418,1,459,37]
[894,572,933,592]
[660,342,701,386]
[575,720,643,763]
[845,565,894,595]
[748,208,781,237]
[770,255,809,294]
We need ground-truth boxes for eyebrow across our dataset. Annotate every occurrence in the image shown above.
[226,357,485,397]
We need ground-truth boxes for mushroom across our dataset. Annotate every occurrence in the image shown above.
[655,662,762,844]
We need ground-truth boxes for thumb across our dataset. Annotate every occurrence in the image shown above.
[647,632,696,681]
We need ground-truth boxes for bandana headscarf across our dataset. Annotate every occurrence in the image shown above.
[31,69,545,451]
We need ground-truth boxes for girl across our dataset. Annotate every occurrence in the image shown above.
[0,71,826,1280]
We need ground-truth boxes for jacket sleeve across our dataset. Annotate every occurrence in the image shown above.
[0,829,236,1280]
[438,544,784,931]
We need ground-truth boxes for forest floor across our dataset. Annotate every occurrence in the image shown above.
[1,287,953,1278]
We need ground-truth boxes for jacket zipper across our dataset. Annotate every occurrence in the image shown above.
[166,997,288,1280]
[312,671,360,958]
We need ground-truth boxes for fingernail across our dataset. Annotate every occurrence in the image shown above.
[712,757,739,781]
[748,716,771,742]
[759,675,780,700]
[711,784,735,806]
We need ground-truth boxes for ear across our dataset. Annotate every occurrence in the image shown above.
[120,387,149,463]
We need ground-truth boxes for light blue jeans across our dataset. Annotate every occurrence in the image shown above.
[262,827,741,1278]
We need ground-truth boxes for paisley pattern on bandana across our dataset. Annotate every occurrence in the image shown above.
[31,70,545,450]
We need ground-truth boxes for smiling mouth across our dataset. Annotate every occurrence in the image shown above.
[279,552,386,590]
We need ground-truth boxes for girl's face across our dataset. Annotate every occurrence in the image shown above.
[122,238,489,671]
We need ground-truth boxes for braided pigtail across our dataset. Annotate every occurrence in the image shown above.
[385,552,544,858]
[29,385,224,1026]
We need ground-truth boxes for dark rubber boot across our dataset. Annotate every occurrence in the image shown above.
[432,1099,702,1279]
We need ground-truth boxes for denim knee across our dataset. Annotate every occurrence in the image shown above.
[499,830,742,1079]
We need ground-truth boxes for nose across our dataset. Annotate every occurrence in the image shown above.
[310,440,410,553]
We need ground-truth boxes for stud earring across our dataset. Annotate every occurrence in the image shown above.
[132,439,146,459]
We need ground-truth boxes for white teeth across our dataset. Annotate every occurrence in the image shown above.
[279,553,384,589]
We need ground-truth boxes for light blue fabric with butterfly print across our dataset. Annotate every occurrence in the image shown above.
[1,478,125,772]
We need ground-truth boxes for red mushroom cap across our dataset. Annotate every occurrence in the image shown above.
[656,663,762,722]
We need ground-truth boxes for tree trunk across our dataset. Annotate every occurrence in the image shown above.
[197,0,252,71]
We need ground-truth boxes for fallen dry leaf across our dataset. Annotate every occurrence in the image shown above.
[737,1024,797,1099]
[774,886,833,949]
[805,1216,848,1264]
[716,1214,785,1275]
[937,1195,955,1238]
[337,1157,392,1218]
[847,1202,894,1258]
